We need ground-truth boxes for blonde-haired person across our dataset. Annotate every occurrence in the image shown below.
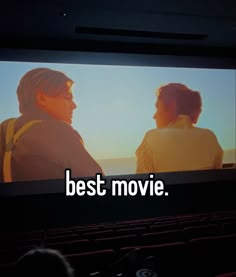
[136,83,223,173]
[0,68,103,182]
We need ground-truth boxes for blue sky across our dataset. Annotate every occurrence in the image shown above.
[0,61,235,159]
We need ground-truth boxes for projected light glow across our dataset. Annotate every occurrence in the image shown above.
[1,61,235,175]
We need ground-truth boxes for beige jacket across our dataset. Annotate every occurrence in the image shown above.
[136,115,223,173]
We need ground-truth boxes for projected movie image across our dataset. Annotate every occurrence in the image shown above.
[0,62,235,182]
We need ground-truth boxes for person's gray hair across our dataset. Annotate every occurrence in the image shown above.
[17,68,73,114]
[14,248,74,277]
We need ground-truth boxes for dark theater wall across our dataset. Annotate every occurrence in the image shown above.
[1,172,235,231]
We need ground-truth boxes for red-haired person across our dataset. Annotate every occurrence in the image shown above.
[136,83,223,173]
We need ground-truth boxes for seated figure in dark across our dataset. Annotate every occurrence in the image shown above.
[13,248,74,277]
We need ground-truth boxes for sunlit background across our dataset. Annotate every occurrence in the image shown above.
[0,62,235,174]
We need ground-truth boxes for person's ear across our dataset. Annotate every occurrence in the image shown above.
[36,91,48,108]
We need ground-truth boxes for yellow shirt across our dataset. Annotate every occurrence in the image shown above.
[136,115,223,173]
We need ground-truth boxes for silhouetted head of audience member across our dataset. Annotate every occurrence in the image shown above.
[14,248,74,277]
[17,68,77,125]
[153,83,202,128]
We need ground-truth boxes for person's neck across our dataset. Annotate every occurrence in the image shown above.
[168,114,193,128]
[21,108,55,121]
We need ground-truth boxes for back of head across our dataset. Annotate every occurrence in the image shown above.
[157,83,202,123]
[17,68,73,114]
[14,248,74,277]
[177,88,202,122]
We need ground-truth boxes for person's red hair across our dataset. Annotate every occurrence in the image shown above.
[156,83,202,123]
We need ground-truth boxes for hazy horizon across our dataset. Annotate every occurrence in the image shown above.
[98,148,236,175]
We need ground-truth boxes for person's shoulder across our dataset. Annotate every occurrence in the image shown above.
[146,128,160,135]
[40,119,72,129]
[145,128,166,138]
[0,118,17,132]
[194,126,222,148]
[0,118,17,126]
[144,128,159,138]
[26,119,83,142]
[141,128,163,144]
[194,126,218,138]
[36,119,77,134]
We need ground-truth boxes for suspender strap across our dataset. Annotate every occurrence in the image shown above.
[3,119,17,183]
[3,119,42,183]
